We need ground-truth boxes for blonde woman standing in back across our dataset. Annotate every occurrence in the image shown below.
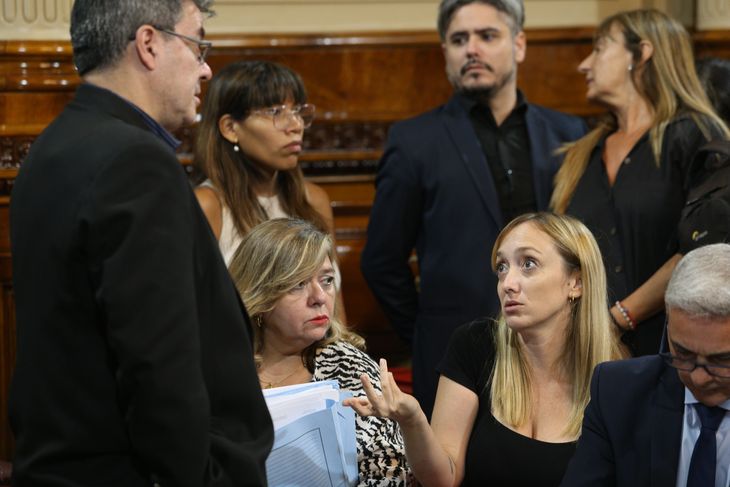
[552,9,729,356]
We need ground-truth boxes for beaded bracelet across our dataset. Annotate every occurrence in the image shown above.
[615,301,636,330]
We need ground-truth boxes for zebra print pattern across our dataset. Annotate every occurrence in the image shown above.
[313,341,413,486]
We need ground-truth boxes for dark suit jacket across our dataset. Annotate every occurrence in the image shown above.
[560,356,685,487]
[9,84,273,486]
[361,94,586,416]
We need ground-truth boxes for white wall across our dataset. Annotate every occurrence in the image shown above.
[0,0,724,40]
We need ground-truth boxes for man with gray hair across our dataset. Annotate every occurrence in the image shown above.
[561,243,730,487]
[9,0,273,485]
[361,0,586,417]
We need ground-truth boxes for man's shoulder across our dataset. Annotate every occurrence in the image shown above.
[25,107,166,178]
[525,102,585,126]
[45,97,160,146]
[594,355,668,390]
[68,85,168,145]
[389,102,450,134]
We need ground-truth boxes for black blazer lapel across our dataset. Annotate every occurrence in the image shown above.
[441,97,503,228]
[525,106,557,210]
[649,366,685,487]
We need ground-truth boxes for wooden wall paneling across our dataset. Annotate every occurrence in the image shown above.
[311,174,411,363]
[694,30,730,60]
[0,198,14,461]
[0,280,15,461]
[519,28,596,116]
[0,41,79,130]
[203,33,454,121]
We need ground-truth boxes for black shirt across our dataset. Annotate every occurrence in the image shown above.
[437,320,577,487]
[567,116,716,355]
[462,91,536,223]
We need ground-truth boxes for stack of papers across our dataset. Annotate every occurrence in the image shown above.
[263,380,358,487]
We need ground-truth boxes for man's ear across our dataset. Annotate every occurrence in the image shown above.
[132,25,159,70]
[514,31,526,64]
[218,114,239,144]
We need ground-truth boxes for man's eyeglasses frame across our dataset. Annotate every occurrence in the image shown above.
[660,352,730,379]
[128,25,212,65]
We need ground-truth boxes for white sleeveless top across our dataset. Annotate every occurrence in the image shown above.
[199,180,288,265]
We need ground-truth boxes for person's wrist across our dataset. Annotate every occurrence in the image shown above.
[395,397,426,429]
[610,307,627,332]
[614,300,636,330]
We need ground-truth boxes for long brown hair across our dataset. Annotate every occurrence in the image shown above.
[551,9,729,214]
[193,61,327,234]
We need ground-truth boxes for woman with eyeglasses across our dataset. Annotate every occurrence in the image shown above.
[194,60,332,265]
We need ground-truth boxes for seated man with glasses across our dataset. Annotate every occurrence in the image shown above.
[561,243,730,487]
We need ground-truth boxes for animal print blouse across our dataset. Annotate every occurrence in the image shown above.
[313,341,413,486]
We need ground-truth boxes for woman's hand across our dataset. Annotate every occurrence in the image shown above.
[343,358,422,426]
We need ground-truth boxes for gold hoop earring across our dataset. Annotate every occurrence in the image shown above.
[255,315,263,328]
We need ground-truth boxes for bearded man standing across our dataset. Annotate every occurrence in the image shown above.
[361,0,587,417]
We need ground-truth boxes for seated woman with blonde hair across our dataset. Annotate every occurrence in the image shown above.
[346,212,625,487]
[229,218,411,486]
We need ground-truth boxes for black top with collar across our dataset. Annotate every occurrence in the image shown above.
[461,91,536,223]
[567,116,718,356]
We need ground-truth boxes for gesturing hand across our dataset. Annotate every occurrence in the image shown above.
[343,358,422,426]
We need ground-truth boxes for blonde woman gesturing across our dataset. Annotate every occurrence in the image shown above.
[346,213,625,487]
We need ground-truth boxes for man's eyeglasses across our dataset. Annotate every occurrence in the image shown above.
[250,104,316,131]
[661,352,730,379]
[151,25,212,65]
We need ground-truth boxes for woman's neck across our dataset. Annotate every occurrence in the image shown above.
[612,94,654,135]
[258,343,310,389]
[259,352,304,376]
[250,167,279,198]
[259,331,304,366]
[517,319,570,381]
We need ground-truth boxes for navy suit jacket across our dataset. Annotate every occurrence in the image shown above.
[361,94,586,416]
[561,356,685,487]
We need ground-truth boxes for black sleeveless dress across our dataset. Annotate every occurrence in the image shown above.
[437,319,576,486]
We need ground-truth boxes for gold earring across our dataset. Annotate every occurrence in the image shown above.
[255,315,262,328]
